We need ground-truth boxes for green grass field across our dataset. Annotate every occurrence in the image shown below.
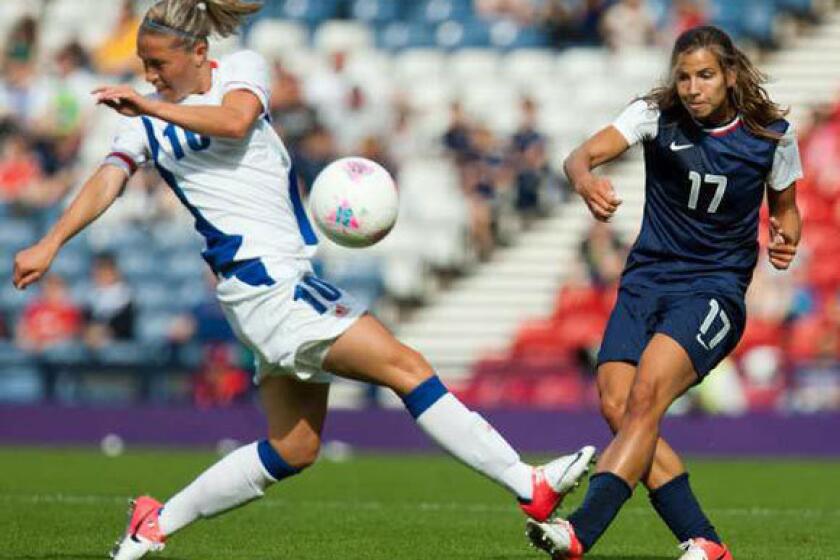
[1,448,838,559]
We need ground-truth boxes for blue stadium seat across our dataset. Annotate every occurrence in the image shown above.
[411,0,473,25]
[0,365,43,403]
[350,0,402,23]
[435,19,491,49]
[377,21,435,49]
[490,22,551,49]
[775,0,817,17]
[93,341,151,367]
[0,219,38,251]
[0,283,38,316]
[0,340,32,367]
[49,246,91,283]
[40,342,90,366]
[118,251,161,284]
[134,281,174,312]
[137,311,176,343]
[278,0,343,26]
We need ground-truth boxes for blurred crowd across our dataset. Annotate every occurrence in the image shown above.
[0,0,834,411]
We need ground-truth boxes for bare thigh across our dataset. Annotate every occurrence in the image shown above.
[323,314,434,396]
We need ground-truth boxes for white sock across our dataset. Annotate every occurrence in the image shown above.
[158,441,292,536]
[406,377,533,500]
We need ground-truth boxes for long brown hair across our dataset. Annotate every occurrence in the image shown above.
[141,0,262,47]
[643,25,787,140]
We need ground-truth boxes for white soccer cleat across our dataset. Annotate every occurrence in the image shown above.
[525,517,585,559]
[678,538,733,560]
[110,496,166,560]
[519,445,596,521]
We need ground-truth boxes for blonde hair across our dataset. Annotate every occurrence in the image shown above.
[142,0,262,45]
[642,25,787,141]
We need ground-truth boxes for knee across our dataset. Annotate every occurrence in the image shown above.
[599,393,627,433]
[268,432,321,470]
[623,380,660,425]
[388,344,435,392]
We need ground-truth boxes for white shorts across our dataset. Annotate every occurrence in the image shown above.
[215,262,366,384]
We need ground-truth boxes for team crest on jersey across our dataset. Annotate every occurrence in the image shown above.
[326,200,360,230]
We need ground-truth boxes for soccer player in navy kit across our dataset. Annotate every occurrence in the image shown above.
[526,26,802,560]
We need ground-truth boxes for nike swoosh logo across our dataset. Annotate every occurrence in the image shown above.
[670,141,694,151]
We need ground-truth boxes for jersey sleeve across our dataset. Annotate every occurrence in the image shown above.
[612,99,660,146]
[103,117,150,176]
[767,123,804,191]
[220,50,271,114]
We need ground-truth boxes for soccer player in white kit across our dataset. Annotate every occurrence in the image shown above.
[12,1,595,558]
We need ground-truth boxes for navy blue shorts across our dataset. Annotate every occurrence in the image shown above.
[597,287,746,382]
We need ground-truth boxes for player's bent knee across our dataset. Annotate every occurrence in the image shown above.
[387,344,435,391]
[624,380,660,423]
[267,434,321,470]
[599,396,627,433]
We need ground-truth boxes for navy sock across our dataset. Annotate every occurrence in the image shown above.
[567,472,632,552]
[650,473,721,544]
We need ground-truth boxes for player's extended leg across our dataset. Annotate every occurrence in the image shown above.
[111,376,329,560]
[598,362,723,549]
[526,334,697,558]
[323,314,595,520]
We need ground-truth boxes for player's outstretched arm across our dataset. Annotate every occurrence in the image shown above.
[13,165,128,290]
[766,183,801,270]
[93,85,263,140]
[563,126,628,222]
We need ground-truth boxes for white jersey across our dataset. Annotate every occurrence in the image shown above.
[105,50,318,286]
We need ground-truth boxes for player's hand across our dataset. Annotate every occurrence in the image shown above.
[93,85,152,117]
[13,241,58,290]
[768,217,797,270]
[575,175,622,222]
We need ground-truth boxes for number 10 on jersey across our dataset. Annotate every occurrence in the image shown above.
[688,171,727,214]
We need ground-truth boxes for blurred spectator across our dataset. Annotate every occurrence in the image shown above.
[270,64,319,149]
[578,222,626,288]
[510,97,565,219]
[542,0,610,46]
[169,271,238,347]
[192,344,250,408]
[443,101,474,165]
[462,124,512,259]
[3,16,38,65]
[294,124,338,191]
[475,0,538,25]
[800,103,840,201]
[0,125,73,222]
[0,125,41,205]
[31,41,97,173]
[16,275,82,352]
[600,0,657,51]
[333,84,392,153]
[0,19,40,126]
[93,0,142,78]
[304,50,352,131]
[356,135,397,178]
[665,0,708,41]
[83,253,135,348]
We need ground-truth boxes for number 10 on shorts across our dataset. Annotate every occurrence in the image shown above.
[696,298,731,350]
[294,275,342,314]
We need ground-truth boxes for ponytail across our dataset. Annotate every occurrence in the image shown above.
[141,0,262,46]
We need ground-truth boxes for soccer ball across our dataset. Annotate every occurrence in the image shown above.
[309,157,399,248]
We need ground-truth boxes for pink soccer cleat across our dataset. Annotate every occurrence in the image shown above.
[678,538,734,560]
[526,517,585,559]
[110,496,167,560]
[519,446,596,522]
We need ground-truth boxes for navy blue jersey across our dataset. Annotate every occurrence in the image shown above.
[612,100,803,297]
